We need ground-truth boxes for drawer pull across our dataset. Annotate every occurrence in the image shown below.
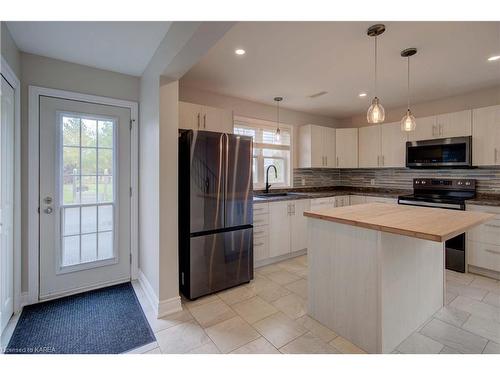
[254,230,266,236]
[485,248,500,255]
[254,242,265,247]
[485,224,500,229]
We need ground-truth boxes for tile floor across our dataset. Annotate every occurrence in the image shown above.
[3,254,500,354]
[130,255,500,354]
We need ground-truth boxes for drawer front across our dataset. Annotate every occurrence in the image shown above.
[365,196,397,205]
[253,212,269,227]
[253,239,269,262]
[466,205,500,245]
[311,197,335,210]
[253,226,269,240]
[467,218,500,245]
[253,203,269,215]
[468,241,500,273]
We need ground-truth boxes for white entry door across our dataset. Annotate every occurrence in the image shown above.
[39,96,131,300]
[1,75,15,331]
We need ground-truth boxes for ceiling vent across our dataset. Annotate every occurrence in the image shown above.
[308,91,328,98]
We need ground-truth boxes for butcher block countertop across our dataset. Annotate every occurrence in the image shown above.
[303,202,495,242]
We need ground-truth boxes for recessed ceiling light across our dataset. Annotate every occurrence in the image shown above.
[359,92,367,97]
[235,49,246,55]
[488,55,500,61]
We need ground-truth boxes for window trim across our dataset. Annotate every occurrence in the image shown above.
[234,115,293,190]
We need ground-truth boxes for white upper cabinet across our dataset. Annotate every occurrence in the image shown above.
[299,124,336,168]
[179,101,234,133]
[436,110,472,138]
[409,110,472,141]
[472,105,500,166]
[359,125,381,168]
[380,121,408,168]
[408,115,437,141]
[335,128,358,168]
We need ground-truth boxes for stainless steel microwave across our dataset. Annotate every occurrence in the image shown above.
[406,136,472,168]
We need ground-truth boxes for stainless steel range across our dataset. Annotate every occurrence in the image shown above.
[398,178,476,273]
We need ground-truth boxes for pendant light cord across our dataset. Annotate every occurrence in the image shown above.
[277,100,280,128]
[407,56,410,110]
[374,36,378,96]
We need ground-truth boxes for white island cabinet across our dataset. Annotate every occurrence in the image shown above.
[304,203,493,353]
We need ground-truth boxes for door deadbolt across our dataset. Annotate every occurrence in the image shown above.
[43,196,53,204]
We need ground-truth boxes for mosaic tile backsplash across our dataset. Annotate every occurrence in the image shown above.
[293,167,500,194]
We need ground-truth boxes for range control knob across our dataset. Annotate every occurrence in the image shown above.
[465,181,471,186]
[421,180,426,184]
[457,181,463,185]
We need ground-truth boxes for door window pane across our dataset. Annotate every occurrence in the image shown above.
[98,176,113,202]
[63,176,80,204]
[81,233,97,263]
[62,235,80,266]
[98,148,113,175]
[59,113,116,269]
[63,147,80,176]
[98,231,113,260]
[63,207,80,236]
[98,205,113,232]
[81,205,97,234]
[62,117,80,146]
[81,119,97,147]
[98,120,113,148]
[81,176,97,203]
[81,148,97,175]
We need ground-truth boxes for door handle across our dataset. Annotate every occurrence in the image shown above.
[44,207,53,214]
[203,114,206,129]
[197,113,200,129]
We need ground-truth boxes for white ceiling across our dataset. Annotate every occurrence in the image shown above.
[6,21,172,76]
[181,22,500,119]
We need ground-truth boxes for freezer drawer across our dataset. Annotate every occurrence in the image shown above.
[182,227,253,300]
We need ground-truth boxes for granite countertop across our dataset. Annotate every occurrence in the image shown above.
[253,187,500,207]
[467,194,500,207]
[253,187,411,204]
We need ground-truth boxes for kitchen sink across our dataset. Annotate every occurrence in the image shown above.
[255,192,307,198]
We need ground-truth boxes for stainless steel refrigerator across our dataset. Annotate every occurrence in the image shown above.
[178,129,253,300]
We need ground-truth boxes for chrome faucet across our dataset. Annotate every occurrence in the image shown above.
[265,165,277,194]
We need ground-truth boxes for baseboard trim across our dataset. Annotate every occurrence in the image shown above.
[138,270,182,318]
[255,249,307,268]
[17,292,29,312]
[468,265,500,281]
[157,296,182,318]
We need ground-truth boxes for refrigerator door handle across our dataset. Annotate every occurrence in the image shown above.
[223,133,229,227]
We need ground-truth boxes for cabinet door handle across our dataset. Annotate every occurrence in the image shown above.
[325,156,328,166]
[254,230,266,236]
[382,155,384,166]
[203,114,206,129]
[336,156,339,167]
[485,248,500,256]
[254,242,265,247]
[485,223,500,229]
[197,113,200,129]
[495,148,498,164]
[432,125,436,137]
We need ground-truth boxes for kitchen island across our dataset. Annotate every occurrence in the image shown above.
[304,203,494,353]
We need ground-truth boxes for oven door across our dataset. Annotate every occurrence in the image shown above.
[406,136,472,168]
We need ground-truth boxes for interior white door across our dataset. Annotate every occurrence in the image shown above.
[39,96,131,300]
[1,76,15,332]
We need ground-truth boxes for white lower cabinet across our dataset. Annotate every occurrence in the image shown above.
[334,195,350,207]
[268,201,292,258]
[254,199,311,264]
[310,197,335,210]
[467,204,500,273]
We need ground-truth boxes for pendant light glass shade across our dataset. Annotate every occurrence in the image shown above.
[367,97,385,123]
[366,24,386,124]
[274,96,283,143]
[400,48,418,132]
[401,109,416,131]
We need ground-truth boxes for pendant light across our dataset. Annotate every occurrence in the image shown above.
[366,24,386,124]
[274,96,283,142]
[400,48,417,132]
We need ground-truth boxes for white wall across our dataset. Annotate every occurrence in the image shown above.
[20,52,140,292]
[1,22,21,78]
[339,86,500,127]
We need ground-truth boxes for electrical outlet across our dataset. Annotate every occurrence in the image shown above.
[301,178,306,186]
[370,179,375,186]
